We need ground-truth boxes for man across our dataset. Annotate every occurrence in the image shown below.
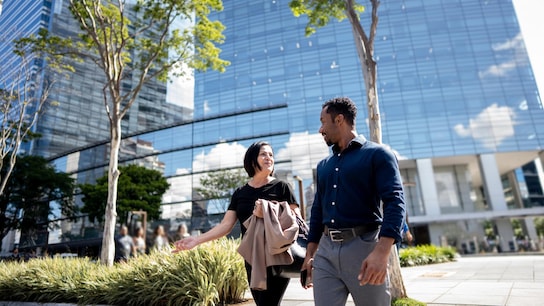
[115,225,136,262]
[303,97,406,306]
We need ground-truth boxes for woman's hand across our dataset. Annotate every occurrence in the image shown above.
[172,237,199,253]
[253,199,264,218]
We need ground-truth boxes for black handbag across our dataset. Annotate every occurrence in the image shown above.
[280,214,309,277]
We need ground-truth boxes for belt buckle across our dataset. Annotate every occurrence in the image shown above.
[329,230,344,242]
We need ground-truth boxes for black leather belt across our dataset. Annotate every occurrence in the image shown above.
[324,224,379,242]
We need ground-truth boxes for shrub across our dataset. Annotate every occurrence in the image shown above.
[399,244,457,267]
[0,237,247,306]
[392,297,427,306]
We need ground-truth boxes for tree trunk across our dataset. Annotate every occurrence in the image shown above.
[347,3,407,300]
[100,116,122,266]
[389,245,407,299]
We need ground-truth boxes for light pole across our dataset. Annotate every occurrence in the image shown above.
[293,175,305,220]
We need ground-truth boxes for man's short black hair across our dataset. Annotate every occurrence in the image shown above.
[244,141,272,177]
[322,97,357,126]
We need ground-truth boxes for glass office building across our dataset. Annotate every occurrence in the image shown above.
[2,0,544,255]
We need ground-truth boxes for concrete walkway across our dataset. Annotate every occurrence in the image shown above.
[245,253,544,305]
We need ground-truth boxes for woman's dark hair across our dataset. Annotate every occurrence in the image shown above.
[322,97,357,126]
[244,141,272,177]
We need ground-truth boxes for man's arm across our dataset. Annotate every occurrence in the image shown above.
[357,236,394,285]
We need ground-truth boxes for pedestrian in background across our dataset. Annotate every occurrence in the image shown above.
[133,226,146,256]
[152,225,171,252]
[115,225,136,262]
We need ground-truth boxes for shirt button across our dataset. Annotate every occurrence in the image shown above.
[331,219,335,224]
[335,168,339,171]
[332,202,335,206]
[333,184,337,188]
[337,153,341,157]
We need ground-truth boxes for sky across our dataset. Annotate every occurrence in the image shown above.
[513,0,544,98]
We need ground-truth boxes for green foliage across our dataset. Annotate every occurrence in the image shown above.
[13,28,79,73]
[392,297,427,306]
[0,155,76,241]
[196,169,248,199]
[66,0,230,83]
[0,257,109,303]
[534,217,544,236]
[483,220,496,239]
[289,0,365,35]
[399,245,457,267]
[0,238,247,306]
[196,169,248,213]
[511,219,525,239]
[80,164,170,223]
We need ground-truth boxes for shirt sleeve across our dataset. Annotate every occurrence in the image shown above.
[374,147,406,243]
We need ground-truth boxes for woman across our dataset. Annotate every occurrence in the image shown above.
[174,223,190,241]
[133,227,146,256]
[152,225,171,252]
[173,141,299,306]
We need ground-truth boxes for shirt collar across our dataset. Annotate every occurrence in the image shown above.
[332,135,367,154]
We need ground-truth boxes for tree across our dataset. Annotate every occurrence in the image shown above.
[195,169,248,212]
[21,0,229,265]
[0,155,76,245]
[80,164,169,225]
[289,0,407,299]
[0,33,70,198]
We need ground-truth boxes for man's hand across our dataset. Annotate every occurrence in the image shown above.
[357,237,394,286]
[405,230,413,243]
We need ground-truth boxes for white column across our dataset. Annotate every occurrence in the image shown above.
[534,157,544,196]
[478,154,507,211]
[416,158,440,216]
[496,219,515,252]
[428,223,444,246]
[525,217,538,241]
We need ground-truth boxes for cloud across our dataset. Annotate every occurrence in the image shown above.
[166,16,195,109]
[479,33,529,78]
[162,168,192,204]
[454,104,516,150]
[166,67,194,109]
[163,143,246,204]
[163,133,330,203]
[192,142,248,171]
[275,132,331,180]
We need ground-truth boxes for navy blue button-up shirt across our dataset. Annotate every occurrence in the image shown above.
[308,136,406,243]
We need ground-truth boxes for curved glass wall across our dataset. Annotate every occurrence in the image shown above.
[39,0,543,253]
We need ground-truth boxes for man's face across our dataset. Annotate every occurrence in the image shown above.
[319,107,339,146]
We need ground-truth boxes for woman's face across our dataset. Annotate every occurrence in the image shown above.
[256,145,274,175]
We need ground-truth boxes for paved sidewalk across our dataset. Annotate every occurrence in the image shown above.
[244,253,544,305]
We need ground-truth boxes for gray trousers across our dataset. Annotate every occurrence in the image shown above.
[312,229,391,306]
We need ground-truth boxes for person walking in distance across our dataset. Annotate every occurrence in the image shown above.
[173,141,300,306]
[302,97,406,306]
